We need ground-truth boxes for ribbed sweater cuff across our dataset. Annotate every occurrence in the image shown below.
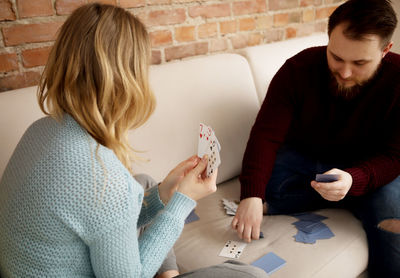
[145,185,165,212]
[164,192,196,219]
[345,167,369,196]
[239,177,266,200]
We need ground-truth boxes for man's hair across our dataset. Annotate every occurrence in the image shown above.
[38,3,156,173]
[328,0,398,48]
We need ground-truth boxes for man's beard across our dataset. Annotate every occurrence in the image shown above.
[329,68,378,100]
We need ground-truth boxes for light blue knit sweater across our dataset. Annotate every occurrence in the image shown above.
[0,114,196,278]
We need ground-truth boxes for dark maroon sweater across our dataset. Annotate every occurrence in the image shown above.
[240,46,400,200]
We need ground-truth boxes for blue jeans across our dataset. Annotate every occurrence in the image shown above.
[265,147,400,278]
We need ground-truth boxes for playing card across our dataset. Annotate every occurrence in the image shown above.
[308,226,335,239]
[185,209,200,224]
[315,174,340,183]
[252,252,286,275]
[291,212,328,222]
[291,212,335,244]
[205,138,221,177]
[198,123,213,158]
[292,220,328,234]
[218,240,247,259]
[294,230,316,244]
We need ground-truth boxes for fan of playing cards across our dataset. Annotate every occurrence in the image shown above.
[198,123,221,177]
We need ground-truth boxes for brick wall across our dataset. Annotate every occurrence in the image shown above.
[0,0,344,92]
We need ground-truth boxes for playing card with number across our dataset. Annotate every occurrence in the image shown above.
[198,123,212,158]
[198,123,221,177]
[218,240,247,259]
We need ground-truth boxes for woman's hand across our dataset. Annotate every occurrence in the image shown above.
[177,155,218,201]
[159,155,199,204]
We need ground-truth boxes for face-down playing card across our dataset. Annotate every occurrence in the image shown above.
[251,252,286,275]
[315,174,340,183]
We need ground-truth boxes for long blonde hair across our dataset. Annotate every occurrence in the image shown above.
[38,3,155,173]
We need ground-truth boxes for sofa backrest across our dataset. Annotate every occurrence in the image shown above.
[241,33,329,102]
[0,87,44,178]
[0,53,260,185]
[129,54,259,183]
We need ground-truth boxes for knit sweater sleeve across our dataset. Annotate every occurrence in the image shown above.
[62,136,195,278]
[136,185,165,228]
[346,91,400,195]
[239,60,295,200]
[87,188,195,278]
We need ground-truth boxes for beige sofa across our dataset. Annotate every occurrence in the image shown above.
[0,33,368,277]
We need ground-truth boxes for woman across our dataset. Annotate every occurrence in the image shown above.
[0,4,267,278]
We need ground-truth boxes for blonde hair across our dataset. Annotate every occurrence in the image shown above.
[38,3,155,173]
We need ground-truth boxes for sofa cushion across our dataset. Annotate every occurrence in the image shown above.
[129,53,260,184]
[175,178,368,277]
[240,33,328,102]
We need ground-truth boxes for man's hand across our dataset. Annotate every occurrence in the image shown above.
[231,197,263,243]
[311,168,353,201]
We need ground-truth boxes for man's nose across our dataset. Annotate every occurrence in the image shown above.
[338,64,352,79]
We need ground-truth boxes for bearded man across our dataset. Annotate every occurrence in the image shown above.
[233,0,400,276]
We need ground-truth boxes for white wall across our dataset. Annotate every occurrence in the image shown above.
[392,0,400,53]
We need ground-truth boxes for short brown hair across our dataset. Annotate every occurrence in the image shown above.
[328,0,397,48]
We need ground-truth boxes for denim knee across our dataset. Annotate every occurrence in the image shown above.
[352,176,400,277]
[134,173,158,190]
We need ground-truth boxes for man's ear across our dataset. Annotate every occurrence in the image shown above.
[382,41,393,58]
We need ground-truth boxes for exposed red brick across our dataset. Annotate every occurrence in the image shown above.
[172,0,196,3]
[269,0,298,10]
[210,38,228,52]
[286,27,297,38]
[198,22,217,39]
[0,71,41,92]
[175,26,195,42]
[2,21,63,46]
[325,0,344,4]
[0,0,15,21]
[289,12,301,23]
[55,0,85,15]
[220,20,236,35]
[150,30,172,46]
[145,9,186,26]
[297,23,315,37]
[239,18,256,31]
[120,0,145,8]
[256,15,272,30]
[315,21,328,33]
[148,0,170,5]
[165,42,208,61]
[303,8,315,22]
[301,0,323,6]
[264,28,284,42]
[248,32,263,46]
[233,0,266,16]
[274,13,289,27]
[87,0,117,5]
[0,52,18,72]
[17,0,53,18]
[151,50,162,65]
[189,3,230,18]
[21,46,52,68]
[316,6,337,19]
[230,34,248,49]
